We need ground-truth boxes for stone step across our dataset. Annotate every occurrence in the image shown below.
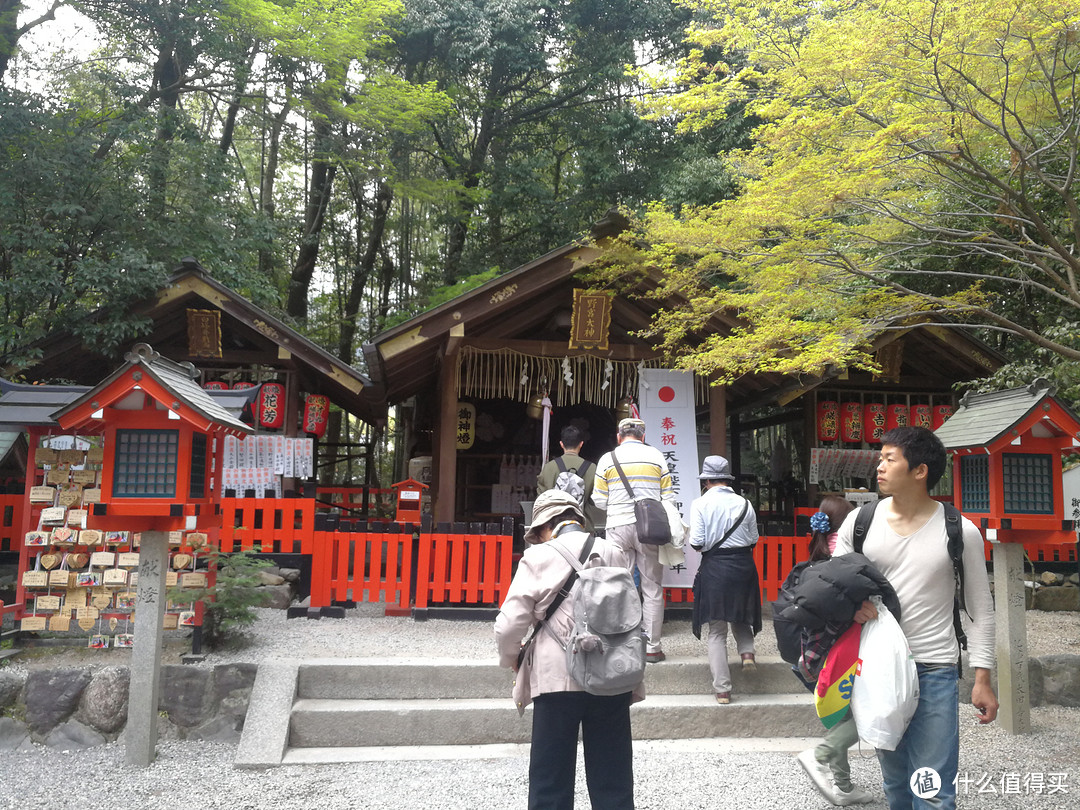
[295,656,805,701]
[280,735,822,765]
[289,693,820,748]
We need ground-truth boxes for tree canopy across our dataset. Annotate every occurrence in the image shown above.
[618,0,1080,382]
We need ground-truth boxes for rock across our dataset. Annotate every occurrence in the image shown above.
[1036,654,1080,707]
[1039,571,1064,586]
[258,570,286,587]
[279,567,301,583]
[43,719,106,750]
[186,714,241,743]
[0,670,25,710]
[1028,657,1044,707]
[1069,573,1079,586]
[24,668,92,735]
[212,663,257,713]
[0,717,28,750]
[259,583,295,610]
[1033,584,1080,612]
[158,666,211,728]
[219,695,249,725]
[78,666,130,734]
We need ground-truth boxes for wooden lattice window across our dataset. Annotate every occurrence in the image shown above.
[1003,453,1054,515]
[960,455,990,513]
[113,429,178,498]
[189,433,207,499]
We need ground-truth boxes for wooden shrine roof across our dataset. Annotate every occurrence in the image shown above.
[363,213,1005,413]
[11,260,383,426]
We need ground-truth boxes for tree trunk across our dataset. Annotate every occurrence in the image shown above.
[286,115,338,319]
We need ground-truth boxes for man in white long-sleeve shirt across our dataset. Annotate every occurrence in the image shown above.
[834,426,998,810]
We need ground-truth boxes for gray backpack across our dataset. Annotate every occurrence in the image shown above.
[547,538,645,695]
[553,456,593,509]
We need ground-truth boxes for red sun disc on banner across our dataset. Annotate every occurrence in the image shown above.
[658,386,675,403]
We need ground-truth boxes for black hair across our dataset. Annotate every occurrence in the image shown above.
[880,425,947,488]
[809,495,855,561]
[560,425,584,448]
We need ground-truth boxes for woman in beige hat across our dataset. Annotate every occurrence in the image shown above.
[495,489,642,808]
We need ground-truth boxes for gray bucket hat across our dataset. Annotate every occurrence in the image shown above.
[698,455,736,481]
[523,489,584,544]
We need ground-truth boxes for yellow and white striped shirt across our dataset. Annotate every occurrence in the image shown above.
[592,439,674,528]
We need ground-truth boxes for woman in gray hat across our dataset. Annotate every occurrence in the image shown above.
[495,489,642,809]
[688,455,762,704]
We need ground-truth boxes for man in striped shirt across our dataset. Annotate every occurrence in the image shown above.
[592,417,676,662]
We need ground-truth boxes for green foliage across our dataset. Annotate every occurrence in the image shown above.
[624,0,1080,379]
[169,550,273,651]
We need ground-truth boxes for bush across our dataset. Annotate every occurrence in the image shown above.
[170,550,273,650]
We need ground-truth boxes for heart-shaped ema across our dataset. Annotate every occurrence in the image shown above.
[77,616,96,632]
[91,594,112,611]
[51,527,75,544]
[171,553,192,570]
[40,553,60,570]
[67,552,89,569]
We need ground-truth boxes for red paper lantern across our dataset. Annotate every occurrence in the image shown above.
[202,381,229,391]
[257,382,286,430]
[232,381,257,390]
[886,403,909,431]
[817,400,839,442]
[932,404,954,430]
[910,404,932,430]
[303,394,330,437]
[864,403,887,443]
[840,402,863,443]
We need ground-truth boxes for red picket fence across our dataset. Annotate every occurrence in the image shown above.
[309,518,416,614]
[218,497,317,554]
[413,521,515,610]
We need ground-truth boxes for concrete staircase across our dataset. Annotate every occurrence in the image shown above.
[235,655,821,768]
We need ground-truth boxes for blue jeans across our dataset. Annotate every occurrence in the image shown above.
[877,663,959,810]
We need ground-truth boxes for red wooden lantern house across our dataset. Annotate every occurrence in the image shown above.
[256,382,286,430]
[936,380,1080,545]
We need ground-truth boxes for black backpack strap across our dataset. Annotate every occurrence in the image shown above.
[518,534,595,667]
[709,497,750,552]
[579,460,594,481]
[555,456,567,473]
[852,500,879,554]
[943,504,969,664]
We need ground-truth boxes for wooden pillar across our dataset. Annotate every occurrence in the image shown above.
[709,382,727,456]
[992,541,1031,734]
[433,334,462,523]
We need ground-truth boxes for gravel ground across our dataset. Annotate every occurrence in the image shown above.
[0,607,1078,810]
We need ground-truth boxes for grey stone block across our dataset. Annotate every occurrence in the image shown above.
[24,667,92,735]
[78,666,130,734]
[212,663,258,711]
[0,671,25,710]
[1033,585,1080,612]
[1037,654,1080,707]
[44,719,106,750]
[158,666,211,728]
[1028,657,1044,707]
[0,717,29,750]
[188,714,241,743]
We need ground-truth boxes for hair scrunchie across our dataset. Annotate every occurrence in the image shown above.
[809,511,831,534]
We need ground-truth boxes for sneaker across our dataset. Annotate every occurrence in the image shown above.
[645,650,666,664]
[741,653,757,671]
[834,785,874,806]
[715,692,731,704]
[797,749,840,804]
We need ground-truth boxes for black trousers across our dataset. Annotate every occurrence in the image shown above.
[528,690,634,810]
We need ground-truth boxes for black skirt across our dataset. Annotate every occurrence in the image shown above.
[692,545,762,639]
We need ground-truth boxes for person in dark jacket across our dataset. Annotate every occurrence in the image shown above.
[777,496,881,806]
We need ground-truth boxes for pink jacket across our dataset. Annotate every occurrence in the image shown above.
[494,527,645,712]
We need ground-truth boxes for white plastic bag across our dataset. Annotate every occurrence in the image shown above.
[662,500,688,549]
[850,596,919,751]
